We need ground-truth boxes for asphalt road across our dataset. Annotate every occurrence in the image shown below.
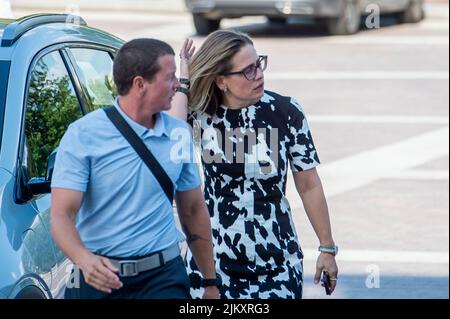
[13,2,449,299]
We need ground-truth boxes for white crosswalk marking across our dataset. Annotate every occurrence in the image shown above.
[302,249,449,264]
[326,36,449,45]
[308,115,449,125]
[287,126,449,203]
[388,169,449,181]
[265,71,449,80]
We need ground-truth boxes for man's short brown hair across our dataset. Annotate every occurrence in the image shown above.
[113,38,175,95]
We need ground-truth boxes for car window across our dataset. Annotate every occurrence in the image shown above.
[69,48,117,110]
[24,50,83,179]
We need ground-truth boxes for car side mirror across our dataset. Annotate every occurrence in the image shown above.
[27,149,57,196]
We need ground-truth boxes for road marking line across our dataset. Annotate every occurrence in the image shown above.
[326,36,449,45]
[308,115,450,125]
[416,21,450,30]
[389,169,449,180]
[83,12,189,22]
[425,4,450,19]
[303,249,449,264]
[287,126,449,201]
[133,25,195,41]
[265,71,449,80]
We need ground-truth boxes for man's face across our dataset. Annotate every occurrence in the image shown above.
[144,54,179,112]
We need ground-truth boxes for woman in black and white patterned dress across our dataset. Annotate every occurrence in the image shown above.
[169,31,338,299]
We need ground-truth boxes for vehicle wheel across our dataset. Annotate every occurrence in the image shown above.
[267,17,287,24]
[15,286,47,299]
[193,13,221,35]
[398,0,424,23]
[327,0,361,35]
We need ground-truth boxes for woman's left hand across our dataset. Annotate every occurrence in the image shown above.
[202,286,221,299]
[314,253,339,295]
[179,38,195,79]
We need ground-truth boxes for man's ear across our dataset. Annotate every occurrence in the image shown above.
[132,76,147,96]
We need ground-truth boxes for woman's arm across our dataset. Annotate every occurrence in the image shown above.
[166,38,195,121]
[175,187,220,299]
[293,168,339,294]
[293,168,334,246]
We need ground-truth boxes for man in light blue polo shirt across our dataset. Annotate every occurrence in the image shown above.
[51,38,219,299]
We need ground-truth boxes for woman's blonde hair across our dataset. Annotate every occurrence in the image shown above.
[188,30,253,116]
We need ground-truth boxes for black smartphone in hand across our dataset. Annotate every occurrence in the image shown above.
[321,272,332,295]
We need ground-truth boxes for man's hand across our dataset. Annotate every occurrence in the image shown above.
[77,252,123,293]
[314,253,338,295]
[202,286,220,299]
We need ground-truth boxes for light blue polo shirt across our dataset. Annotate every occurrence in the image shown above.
[51,98,200,258]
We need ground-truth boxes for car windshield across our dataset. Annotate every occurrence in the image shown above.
[0,20,15,153]
[0,60,10,152]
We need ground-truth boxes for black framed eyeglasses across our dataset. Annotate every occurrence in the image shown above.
[222,55,268,81]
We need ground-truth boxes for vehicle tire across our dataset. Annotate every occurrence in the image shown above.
[267,17,287,24]
[15,286,47,299]
[327,0,361,35]
[398,0,424,23]
[193,13,221,35]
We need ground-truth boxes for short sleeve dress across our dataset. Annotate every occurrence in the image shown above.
[185,90,320,299]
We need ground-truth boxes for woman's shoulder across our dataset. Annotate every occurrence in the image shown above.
[260,90,289,104]
[188,110,215,123]
[259,90,306,118]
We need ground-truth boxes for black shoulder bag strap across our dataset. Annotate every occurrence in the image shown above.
[103,106,174,203]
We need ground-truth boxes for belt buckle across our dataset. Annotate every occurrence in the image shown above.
[119,260,138,277]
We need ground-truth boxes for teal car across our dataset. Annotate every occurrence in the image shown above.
[0,14,124,298]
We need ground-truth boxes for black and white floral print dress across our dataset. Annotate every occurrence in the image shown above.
[186,90,320,299]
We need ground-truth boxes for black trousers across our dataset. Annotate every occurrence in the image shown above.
[65,256,191,299]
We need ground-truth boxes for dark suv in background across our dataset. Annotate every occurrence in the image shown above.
[184,0,425,35]
[0,14,123,298]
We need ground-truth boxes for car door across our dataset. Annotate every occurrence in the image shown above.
[15,48,85,297]
[51,45,117,296]
[13,44,117,298]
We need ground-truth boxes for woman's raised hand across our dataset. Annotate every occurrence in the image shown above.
[179,38,195,79]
